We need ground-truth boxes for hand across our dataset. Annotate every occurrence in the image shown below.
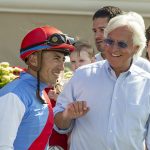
[63,101,89,120]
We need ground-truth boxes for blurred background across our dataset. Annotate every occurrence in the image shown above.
[0,0,150,67]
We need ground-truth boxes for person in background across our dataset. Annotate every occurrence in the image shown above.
[92,6,150,72]
[70,40,95,72]
[47,72,68,150]
[146,26,150,60]
[0,25,74,150]
[54,12,150,150]
[48,40,95,150]
[92,6,122,61]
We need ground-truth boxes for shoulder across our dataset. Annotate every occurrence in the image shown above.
[0,78,20,96]
[131,63,150,80]
[76,60,106,71]
[0,77,33,108]
[95,53,104,61]
[134,57,150,73]
[72,60,106,79]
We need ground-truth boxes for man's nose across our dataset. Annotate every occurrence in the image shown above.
[111,42,120,52]
[95,31,103,39]
[59,61,65,71]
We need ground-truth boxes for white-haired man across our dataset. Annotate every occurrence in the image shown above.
[54,12,150,150]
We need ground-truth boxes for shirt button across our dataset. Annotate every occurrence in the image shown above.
[110,130,112,133]
[112,113,114,116]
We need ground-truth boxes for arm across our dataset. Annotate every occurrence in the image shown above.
[54,101,89,129]
[54,72,89,131]
[0,93,25,150]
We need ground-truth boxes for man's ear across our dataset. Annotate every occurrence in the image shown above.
[133,45,139,54]
[27,53,38,67]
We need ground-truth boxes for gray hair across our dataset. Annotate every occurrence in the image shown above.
[104,12,146,57]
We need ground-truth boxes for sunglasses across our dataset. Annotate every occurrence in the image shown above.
[104,38,128,49]
[21,33,75,52]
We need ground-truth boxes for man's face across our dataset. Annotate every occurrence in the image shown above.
[40,51,65,85]
[70,49,92,71]
[104,26,138,76]
[147,40,150,60]
[92,17,109,52]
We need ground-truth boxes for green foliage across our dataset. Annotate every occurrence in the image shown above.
[64,62,71,73]
[0,62,22,88]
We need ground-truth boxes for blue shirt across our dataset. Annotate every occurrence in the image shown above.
[95,52,104,61]
[54,60,150,150]
[134,56,150,72]
[0,72,53,150]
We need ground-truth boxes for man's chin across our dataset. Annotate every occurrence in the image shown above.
[97,47,104,53]
[48,79,57,87]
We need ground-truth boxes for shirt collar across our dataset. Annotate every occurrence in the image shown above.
[105,60,132,79]
[20,72,47,90]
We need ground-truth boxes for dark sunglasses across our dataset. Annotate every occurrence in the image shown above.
[20,33,75,52]
[104,38,128,49]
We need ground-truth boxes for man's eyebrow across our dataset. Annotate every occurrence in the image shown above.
[53,53,62,58]
[92,26,106,30]
[54,54,61,58]
[98,26,106,29]
[54,53,65,61]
